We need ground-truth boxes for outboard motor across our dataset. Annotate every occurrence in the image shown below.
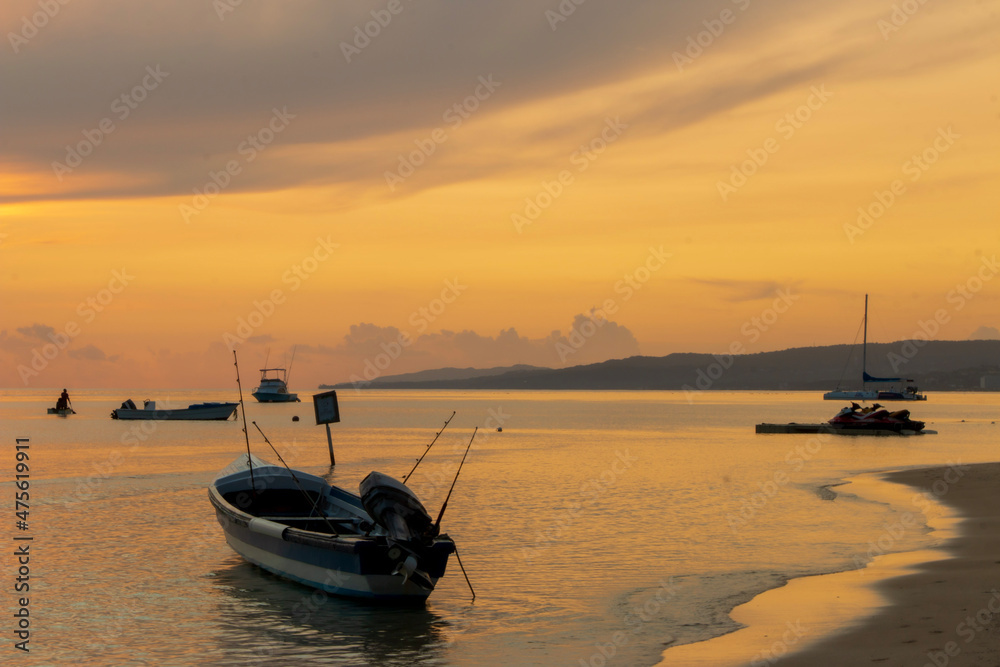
[360,472,437,590]
[359,472,436,542]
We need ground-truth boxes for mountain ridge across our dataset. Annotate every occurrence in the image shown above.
[324,340,1000,391]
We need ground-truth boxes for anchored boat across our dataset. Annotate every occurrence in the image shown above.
[824,295,927,401]
[251,368,300,403]
[111,399,238,420]
[209,454,456,601]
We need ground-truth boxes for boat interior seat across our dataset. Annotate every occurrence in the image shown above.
[222,488,325,516]
[258,515,371,535]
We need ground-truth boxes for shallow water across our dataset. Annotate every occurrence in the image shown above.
[1,389,997,665]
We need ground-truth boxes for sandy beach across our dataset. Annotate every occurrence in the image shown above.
[771,462,1000,666]
[663,461,1000,666]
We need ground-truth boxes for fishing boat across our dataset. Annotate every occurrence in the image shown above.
[251,368,300,403]
[827,403,925,434]
[208,454,456,601]
[110,399,238,420]
[823,295,927,401]
[50,389,75,415]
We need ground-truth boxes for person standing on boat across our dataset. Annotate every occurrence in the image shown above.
[56,388,70,410]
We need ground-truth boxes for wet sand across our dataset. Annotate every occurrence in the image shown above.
[661,462,1000,666]
[771,462,1000,666]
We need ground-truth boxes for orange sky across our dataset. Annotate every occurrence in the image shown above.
[2,0,999,388]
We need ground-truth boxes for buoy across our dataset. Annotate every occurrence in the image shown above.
[292,416,300,422]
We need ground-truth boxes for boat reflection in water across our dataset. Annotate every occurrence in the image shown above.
[210,561,449,666]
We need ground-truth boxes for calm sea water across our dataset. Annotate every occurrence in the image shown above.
[1,389,998,666]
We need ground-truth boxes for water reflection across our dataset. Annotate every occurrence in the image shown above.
[210,561,449,666]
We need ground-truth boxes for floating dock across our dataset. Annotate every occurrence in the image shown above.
[755,423,928,436]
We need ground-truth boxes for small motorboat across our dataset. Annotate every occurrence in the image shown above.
[208,455,455,601]
[827,403,925,433]
[111,399,238,421]
[251,368,300,403]
[47,407,76,416]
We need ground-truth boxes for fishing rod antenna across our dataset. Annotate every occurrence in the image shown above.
[286,344,298,384]
[233,350,256,494]
[433,427,477,532]
[403,411,456,483]
[453,545,476,601]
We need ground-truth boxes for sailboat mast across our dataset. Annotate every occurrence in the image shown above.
[862,294,868,389]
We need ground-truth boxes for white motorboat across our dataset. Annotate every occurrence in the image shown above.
[111,399,238,420]
[251,368,300,403]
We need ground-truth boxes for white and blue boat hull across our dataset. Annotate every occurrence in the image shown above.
[209,457,454,602]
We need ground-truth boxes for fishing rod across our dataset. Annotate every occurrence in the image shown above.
[233,350,256,494]
[252,421,339,536]
[403,411,456,483]
[286,345,297,384]
[453,545,477,601]
[433,427,476,532]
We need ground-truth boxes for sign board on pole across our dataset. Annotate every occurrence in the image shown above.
[313,390,341,425]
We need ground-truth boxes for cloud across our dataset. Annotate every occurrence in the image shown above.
[0,0,901,204]
[295,314,642,382]
[0,330,32,354]
[688,279,799,302]
[554,312,641,365]
[68,344,108,361]
[15,324,56,341]
[969,326,1000,340]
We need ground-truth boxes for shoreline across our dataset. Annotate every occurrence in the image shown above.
[660,462,1000,666]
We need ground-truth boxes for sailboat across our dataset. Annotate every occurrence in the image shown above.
[823,295,927,401]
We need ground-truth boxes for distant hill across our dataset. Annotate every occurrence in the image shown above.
[319,364,545,388]
[326,340,1000,391]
